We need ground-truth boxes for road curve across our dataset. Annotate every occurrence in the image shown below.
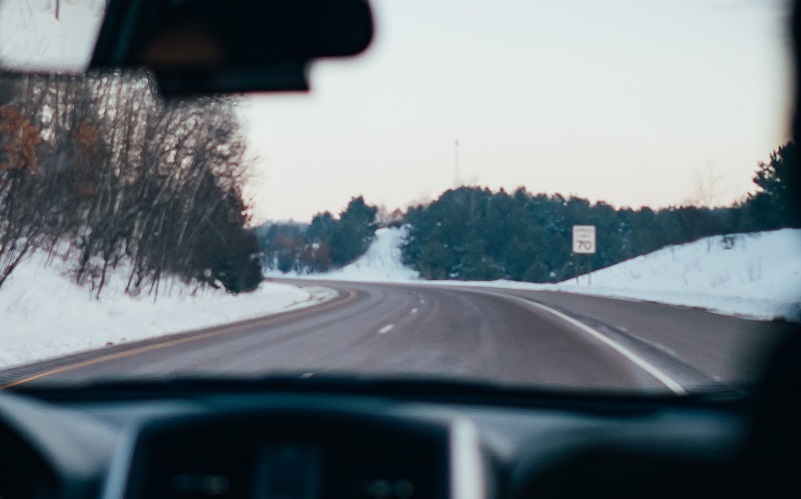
[0,280,791,393]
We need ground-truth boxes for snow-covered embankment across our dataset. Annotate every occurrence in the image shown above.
[552,229,801,321]
[296,227,801,322]
[0,252,336,369]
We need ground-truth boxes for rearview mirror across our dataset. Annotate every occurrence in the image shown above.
[90,0,374,96]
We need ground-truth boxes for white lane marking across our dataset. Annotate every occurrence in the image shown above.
[300,372,313,379]
[411,308,418,314]
[378,324,395,334]
[503,294,686,395]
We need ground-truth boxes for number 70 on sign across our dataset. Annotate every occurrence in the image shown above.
[572,225,596,254]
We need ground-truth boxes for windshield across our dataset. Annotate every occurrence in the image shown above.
[0,0,797,395]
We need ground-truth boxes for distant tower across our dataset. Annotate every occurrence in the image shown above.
[454,139,460,188]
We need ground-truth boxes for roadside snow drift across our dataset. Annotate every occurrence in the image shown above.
[0,251,336,370]
[553,229,801,321]
[293,226,419,282]
[434,229,801,321]
[301,227,800,321]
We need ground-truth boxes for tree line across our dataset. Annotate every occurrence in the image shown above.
[258,196,378,273]
[0,72,261,297]
[260,140,797,282]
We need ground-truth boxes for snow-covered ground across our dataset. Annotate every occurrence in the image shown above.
[555,229,801,321]
[469,229,801,322]
[0,251,336,370]
[324,227,420,281]
[281,227,801,322]
[264,226,420,281]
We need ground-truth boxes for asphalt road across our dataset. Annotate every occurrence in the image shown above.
[0,280,792,393]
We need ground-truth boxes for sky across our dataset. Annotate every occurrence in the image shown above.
[0,0,793,223]
[240,0,794,223]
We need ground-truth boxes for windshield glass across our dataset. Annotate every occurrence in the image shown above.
[0,0,797,394]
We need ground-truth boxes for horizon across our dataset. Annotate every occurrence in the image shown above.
[248,180,766,226]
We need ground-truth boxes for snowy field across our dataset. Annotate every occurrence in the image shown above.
[288,227,801,322]
[0,251,336,369]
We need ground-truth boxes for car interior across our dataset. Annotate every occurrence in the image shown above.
[0,1,800,498]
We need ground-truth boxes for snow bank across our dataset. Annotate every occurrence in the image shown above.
[325,227,419,281]
[267,226,420,282]
[0,251,336,369]
[269,226,801,321]
[552,229,801,321]
[436,230,801,322]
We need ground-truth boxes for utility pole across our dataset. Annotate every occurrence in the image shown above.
[454,139,460,188]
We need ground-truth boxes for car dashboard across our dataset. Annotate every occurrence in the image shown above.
[0,379,753,499]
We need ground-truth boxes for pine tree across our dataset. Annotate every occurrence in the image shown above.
[747,141,799,229]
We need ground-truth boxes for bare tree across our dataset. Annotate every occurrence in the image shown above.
[0,72,261,297]
[684,162,727,208]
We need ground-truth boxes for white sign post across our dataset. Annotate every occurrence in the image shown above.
[572,225,596,285]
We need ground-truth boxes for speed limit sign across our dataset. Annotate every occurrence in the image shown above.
[572,225,596,254]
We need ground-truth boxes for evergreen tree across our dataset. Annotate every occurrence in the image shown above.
[330,197,378,267]
[746,141,799,229]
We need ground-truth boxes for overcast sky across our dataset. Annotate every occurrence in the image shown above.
[241,0,793,223]
[0,0,793,223]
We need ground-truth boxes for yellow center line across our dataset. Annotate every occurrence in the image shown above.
[1,288,358,389]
